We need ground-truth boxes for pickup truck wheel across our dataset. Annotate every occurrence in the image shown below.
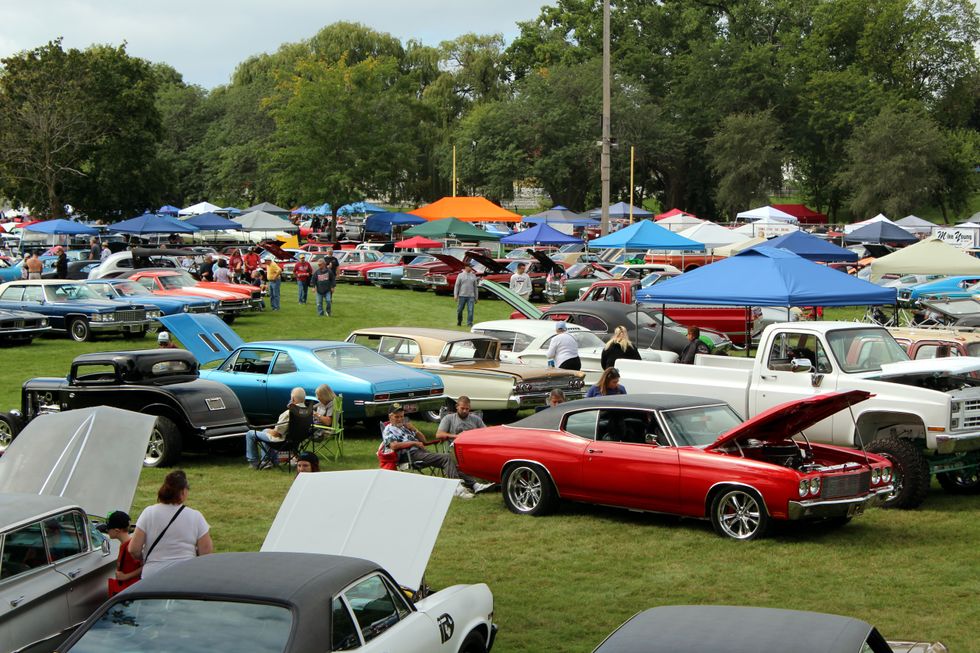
[69,318,91,342]
[866,437,929,509]
[502,463,557,516]
[936,469,980,494]
[145,417,181,468]
[458,630,487,653]
[0,413,21,454]
[710,488,770,540]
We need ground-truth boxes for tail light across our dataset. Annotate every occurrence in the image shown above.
[374,393,390,401]
[430,388,443,395]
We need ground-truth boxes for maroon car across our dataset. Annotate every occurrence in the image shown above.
[401,248,491,292]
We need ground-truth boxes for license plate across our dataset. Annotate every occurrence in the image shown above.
[403,403,417,413]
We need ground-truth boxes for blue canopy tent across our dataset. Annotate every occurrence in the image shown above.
[745,230,858,262]
[588,219,705,250]
[158,205,181,216]
[844,221,917,245]
[109,213,200,235]
[501,223,582,246]
[184,212,243,231]
[364,212,426,235]
[338,201,386,216]
[589,202,653,219]
[23,219,99,236]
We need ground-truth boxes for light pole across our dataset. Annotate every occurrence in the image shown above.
[600,0,611,236]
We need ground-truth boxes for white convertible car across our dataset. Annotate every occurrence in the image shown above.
[473,319,677,384]
[60,471,498,653]
[0,407,154,653]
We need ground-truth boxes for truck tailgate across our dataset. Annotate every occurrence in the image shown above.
[618,358,753,416]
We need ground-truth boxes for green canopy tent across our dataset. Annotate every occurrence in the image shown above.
[403,217,502,241]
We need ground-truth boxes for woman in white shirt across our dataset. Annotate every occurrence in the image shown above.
[128,470,212,580]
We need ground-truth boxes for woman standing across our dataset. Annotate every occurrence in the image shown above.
[586,367,628,397]
[601,326,642,370]
[128,470,212,580]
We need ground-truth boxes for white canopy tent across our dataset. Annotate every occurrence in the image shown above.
[843,213,895,234]
[894,215,935,236]
[869,237,980,281]
[735,205,798,223]
[233,210,298,233]
[733,218,800,238]
[657,213,704,232]
[713,236,766,257]
[178,201,222,216]
[677,222,750,250]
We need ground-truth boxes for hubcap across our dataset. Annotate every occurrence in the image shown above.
[145,429,165,465]
[718,491,761,539]
[507,467,542,512]
[0,421,12,453]
[72,322,86,340]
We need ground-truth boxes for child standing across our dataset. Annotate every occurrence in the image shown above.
[98,510,142,596]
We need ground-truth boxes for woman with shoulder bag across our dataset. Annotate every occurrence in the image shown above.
[128,470,213,580]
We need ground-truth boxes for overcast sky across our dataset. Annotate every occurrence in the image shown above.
[0,0,545,88]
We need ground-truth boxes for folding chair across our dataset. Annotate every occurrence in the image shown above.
[265,404,315,471]
[310,394,344,461]
[378,422,443,476]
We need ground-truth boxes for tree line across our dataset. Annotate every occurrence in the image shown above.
[0,0,978,222]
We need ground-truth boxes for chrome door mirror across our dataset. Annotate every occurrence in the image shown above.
[790,358,812,373]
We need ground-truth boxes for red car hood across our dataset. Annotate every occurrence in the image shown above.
[706,390,872,450]
[431,253,466,271]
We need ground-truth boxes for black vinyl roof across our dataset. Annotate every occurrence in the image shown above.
[512,394,719,430]
[594,606,873,653]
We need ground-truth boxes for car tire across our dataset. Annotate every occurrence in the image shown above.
[145,417,182,468]
[936,469,980,495]
[502,463,557,516]
[458,630,487,653]
[222,315,237,325]
[0,412,22,455]
[866,437,930,509]
[425,398,455,423]
[709,487,770,540]
[69,317,91,342]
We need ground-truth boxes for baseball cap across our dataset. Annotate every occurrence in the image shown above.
[556,321,567,331]
[158,331,171,344]
[96,510,131,532]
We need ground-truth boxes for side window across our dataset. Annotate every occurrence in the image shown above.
[572,315,608,332]
[23,286,43,303]
[597,409,659,445]
[378,337,420,362]
[915,343,960,359]
[1,522,48,578]
[43,512,87,561]
[135,277,156,291]
[0,286,24,301]
[564,410,598,439]
[766,332,830,373]
[332,597,361,650]
[350,334,381,352]
[344,575,411,643]
[231,349,275,374]
[271,353,297,374]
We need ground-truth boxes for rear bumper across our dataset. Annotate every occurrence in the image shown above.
[934,431,980,454]
[196,423,250,441]
[487,624,499,652]
[355,395,447,417]
[787,485,892,520]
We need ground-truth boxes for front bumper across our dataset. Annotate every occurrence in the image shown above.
[355,395,447,418]
[787,485,892,520]
[401,277,430,290]
[934,430,980,454]
[0,325,51,338]
[510,389,587,409]
[89,319,154,333]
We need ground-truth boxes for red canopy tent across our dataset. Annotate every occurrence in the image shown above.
[395,236,443,249]
[654,208,698,221]
[771,204,828,225]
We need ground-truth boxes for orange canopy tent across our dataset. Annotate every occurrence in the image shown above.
[409,196,522,223]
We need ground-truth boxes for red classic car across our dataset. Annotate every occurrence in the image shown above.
[454,390,893,540]
[401,248,492,292]
[127,270,260,320]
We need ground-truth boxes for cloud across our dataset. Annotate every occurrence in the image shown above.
[0,0,544,87]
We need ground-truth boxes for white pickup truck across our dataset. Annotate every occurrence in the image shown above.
[618,321,980,509]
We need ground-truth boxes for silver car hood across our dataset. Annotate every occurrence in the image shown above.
[0,406,154,519]
[261,470,457,591]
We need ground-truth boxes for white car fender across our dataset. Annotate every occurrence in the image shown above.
[415,583,495,651]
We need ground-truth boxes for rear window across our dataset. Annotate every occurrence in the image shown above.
[66,599,292,653]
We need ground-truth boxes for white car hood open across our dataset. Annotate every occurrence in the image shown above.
[0,406,154,518]
[261,470,458,591]
[868,356,980,379]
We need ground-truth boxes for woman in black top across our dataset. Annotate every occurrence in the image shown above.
[601,326,642,369]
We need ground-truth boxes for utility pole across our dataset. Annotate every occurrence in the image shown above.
[600,0,611,236]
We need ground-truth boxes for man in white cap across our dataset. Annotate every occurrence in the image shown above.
[547,321,581,370]
[157,331,177,349]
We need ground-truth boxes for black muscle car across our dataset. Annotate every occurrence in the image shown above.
[3,349,250,466]
[0,307,50,343]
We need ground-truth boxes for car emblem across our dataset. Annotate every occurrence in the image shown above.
[205,397,226,411]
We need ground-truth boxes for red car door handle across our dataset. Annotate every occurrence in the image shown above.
[588,448,603,454]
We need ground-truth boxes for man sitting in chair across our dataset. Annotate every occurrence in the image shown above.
[244,387,307,470]
[381,404,486,499]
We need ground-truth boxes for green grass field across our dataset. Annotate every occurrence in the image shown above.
[3,284,979,652]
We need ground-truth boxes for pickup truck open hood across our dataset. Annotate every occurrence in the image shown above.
[159,312,246,366]
[463,250,510,273]
[867,356,980,380]
[524,248,566,275]
[706,390,872,450]
[261,470,457,591]
[0,406,154,518]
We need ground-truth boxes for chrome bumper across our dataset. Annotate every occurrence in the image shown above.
[89,320,153,332]
[401,278,429,289]
[787,485,892,520]
[0,325,51,337]
[355,395,447,417]
[934,431,980,454]
[510,389,587,409]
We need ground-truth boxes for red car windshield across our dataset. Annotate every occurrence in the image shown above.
[157,274,193,290]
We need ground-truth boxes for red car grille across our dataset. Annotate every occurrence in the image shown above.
[822,471,870,499]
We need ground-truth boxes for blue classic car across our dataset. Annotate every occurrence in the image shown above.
[367,255,436,288]
[84,279,217,316]
[159,314,447,424]
[0,258,22,283]
[898,274,980,303]
[0,280,158,342]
